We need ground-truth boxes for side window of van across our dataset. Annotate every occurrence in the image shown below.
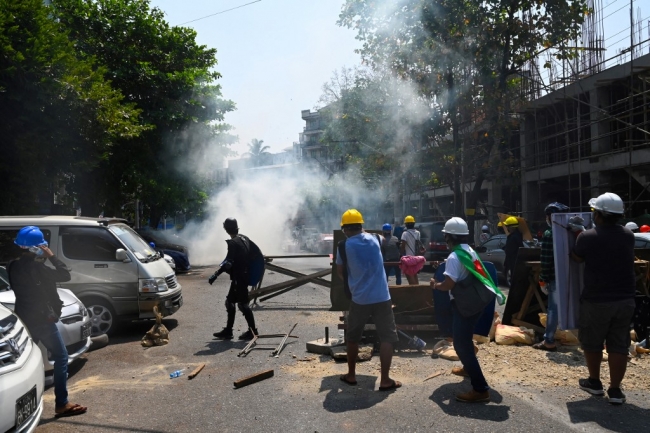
[0,229,52,265]
[61,227,121,261]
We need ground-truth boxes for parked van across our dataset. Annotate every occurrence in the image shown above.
[0,216,183,336]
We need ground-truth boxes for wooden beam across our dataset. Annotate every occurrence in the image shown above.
[188,363,205,380]
[264,254,330,259]
[248,269,331,301]
[265,263,331,287]
[233,369,274,389]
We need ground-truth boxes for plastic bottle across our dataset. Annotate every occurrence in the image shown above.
[169,369,184,378]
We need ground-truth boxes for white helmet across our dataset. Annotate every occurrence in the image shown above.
[588,192,624,215]
[442,217,469,235]
[625,222,638,231]
[481,225,489,231]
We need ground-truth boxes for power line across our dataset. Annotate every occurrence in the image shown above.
[179,0,262,25]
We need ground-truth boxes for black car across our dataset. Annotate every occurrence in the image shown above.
[135,228,191,272]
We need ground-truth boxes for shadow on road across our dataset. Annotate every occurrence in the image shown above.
[319,374,390,412]
[194,339,247,356]
[566,398,650,431]
[429,383,510,421]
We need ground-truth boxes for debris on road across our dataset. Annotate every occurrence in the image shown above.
[330,345,373,362]
[234,369,274,388]
[423,370,444,382]
[188,363,206,380]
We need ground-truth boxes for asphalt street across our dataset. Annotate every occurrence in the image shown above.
[35,257,650,432]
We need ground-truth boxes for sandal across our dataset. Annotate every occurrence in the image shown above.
[340,374,357,386]
[378,380,402,391]
[55,403,87,418]
[532,342,557,352]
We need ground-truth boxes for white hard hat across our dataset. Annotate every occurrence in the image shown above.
[625,222,638,231]
[481,225,489,231]
[441,217,469,235]
[588,192,624,215]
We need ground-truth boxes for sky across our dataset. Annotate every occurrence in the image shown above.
[148,0,647,158]
[149,0,361,156]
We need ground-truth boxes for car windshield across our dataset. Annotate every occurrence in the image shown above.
[0,266,8,291]
[109,224,159,263]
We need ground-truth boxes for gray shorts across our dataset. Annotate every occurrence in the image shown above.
[347,300,398,344]
[579,299,635,355]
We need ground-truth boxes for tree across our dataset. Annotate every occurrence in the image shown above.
[339,0,587,216]
[51,0,236,225]
[0,0,144,215]
[245,139,271,167]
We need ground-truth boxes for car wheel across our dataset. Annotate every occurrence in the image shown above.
[83,298,118,336]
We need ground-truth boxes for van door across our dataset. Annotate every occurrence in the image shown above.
[58,227,139,318]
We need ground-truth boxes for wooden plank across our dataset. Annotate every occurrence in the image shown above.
[188,363,205,380]
[248,269,331,301]
[511,318,545,334]
[233,369,274,389]
[265,263,331,287]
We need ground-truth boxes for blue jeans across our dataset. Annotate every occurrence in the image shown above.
[544,281,558,345]
[384,264,402,285]
[30,322,69,408]
[452,302,489,392]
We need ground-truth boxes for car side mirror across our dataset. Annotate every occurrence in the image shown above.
[115,249,131,263]
[475,246,487,253]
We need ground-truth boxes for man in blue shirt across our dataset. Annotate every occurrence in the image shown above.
[336,209,401,391]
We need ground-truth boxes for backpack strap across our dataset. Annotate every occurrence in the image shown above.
[375,233,386,258]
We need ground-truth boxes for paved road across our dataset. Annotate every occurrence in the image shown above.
[35,257,650,432]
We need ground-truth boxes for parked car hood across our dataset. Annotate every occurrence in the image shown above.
[0,287,79,309]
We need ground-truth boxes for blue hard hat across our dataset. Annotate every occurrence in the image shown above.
[382,223,392,232]
[14,226,47,247]
[149,242,156,249]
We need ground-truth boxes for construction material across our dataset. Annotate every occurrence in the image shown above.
[238,327,299,357]
[233,369,274,389]
[330,345,373,361]
[249,269,330,302]
[188,363,206,380]
[271,323,298,357]
[423,370,444,382]
[306,337,343,355]
[397,329,426,351]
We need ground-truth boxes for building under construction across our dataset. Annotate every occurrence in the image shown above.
[519,0,650,222]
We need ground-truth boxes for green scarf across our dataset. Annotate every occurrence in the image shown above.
[452,245,507,305]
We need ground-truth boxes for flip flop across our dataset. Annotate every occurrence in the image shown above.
[55,403,87,418]
[378,380,402,391]
[532,342,557,352]
[340,375,357,386]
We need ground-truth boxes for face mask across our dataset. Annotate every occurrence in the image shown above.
[28,246,45,256]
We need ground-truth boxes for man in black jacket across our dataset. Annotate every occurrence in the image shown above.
[9,226,87,418]
[209,218,262,340]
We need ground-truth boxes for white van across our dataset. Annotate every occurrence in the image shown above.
[0,302,44,433]
[0,216,183,336]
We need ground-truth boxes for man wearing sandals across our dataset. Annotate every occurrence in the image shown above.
[336,209,402,391]
[9,226,87,418]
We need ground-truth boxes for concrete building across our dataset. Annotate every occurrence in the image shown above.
[520,53,650,222]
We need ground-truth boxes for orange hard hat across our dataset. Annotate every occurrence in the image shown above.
[640,225,650,233]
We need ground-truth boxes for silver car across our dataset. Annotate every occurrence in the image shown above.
[0,267,92,379]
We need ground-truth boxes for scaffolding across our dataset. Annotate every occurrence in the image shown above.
[518,0,650,221]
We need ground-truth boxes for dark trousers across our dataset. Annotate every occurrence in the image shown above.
[384,264,402,285]
[225,299,256,331]
[30,322,69,407]
[452,302,489,392]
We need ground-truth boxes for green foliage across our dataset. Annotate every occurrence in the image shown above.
[0,0,145,215]
[338,0,588,214]
[51,0,236,224]
[245,139,271,166]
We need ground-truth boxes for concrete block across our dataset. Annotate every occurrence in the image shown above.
[330,345,373,362]
[306,338,343,355]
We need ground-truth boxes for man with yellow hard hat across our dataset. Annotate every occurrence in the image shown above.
[400,215,423,285]
[503,216,523,286]
[336,209,401,391]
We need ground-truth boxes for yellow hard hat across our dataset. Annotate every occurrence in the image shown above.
[404,215,415,224]
[504,216,519,226]
[497,221,504,227]
[341,209,364,226]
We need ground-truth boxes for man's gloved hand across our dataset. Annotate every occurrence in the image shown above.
[208,273,218,285]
